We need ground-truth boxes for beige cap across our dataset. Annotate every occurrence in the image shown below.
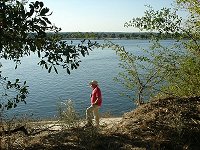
[89,80,98,86]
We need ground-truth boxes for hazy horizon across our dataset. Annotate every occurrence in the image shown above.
[36,0,182,32]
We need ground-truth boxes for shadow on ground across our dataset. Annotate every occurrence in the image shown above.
[22,126,149,150]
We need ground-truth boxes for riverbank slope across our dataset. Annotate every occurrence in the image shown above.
[1,96,200,149]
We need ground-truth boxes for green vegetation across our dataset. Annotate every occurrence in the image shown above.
[105,1,200,105]
[0,0,97,110]
[57,99,80,128]
[0,0,200,149]
[55,31,186,40]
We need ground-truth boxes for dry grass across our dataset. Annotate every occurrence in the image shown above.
[0,118,134,150]
[114,96,200,149]
[1,96,200,149]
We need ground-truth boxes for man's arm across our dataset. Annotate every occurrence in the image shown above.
[93,97,99,105]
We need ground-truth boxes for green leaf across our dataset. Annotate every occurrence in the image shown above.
[45,63,48,69]
[39,19,47,26]
[54,66,58,74]
[14,103,17,108]
[16,79,19,83]
[39,2,44,8]
[38,51,41,58]
[20,94,26,99]
[67,68,70,74]
[40,8,49,16]
[42,17,51,24]
[80,50,85,57]
[28,5,34,17]
[39,60,46,65]
[48,65,52,73]
[8,81,11,85]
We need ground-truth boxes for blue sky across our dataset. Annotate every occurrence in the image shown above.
[37,0,177,32]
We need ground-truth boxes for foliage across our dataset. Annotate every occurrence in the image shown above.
[57,99,80,128]
[0,75,29,110]
[163,56,200,96]
[108,0,200,103]
[176,0,200,55]
[58,32,177,40]
[177,0,200,15]
[104,38,188,105]
[103,41,159,105]
[125,6,182,35]
[0,0,98,110]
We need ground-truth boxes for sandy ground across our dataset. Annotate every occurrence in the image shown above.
[99,117,122,128]
[32,117,122,131]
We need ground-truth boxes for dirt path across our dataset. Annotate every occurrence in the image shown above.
[29,117,122,131]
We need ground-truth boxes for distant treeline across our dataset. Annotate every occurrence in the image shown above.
[47,32,187,40]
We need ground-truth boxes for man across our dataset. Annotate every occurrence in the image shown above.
[86,80,102,128]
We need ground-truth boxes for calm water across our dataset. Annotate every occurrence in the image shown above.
[1,39,174,119]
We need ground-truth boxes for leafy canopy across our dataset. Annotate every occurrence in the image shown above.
[106,0,200,105]
[0,0,98,110]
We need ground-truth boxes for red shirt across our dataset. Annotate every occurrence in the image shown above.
[91,86,102,106]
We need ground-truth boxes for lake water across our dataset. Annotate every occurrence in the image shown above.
[1,39,174,119]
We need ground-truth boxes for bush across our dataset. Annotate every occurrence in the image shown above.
[57,99,80,128]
